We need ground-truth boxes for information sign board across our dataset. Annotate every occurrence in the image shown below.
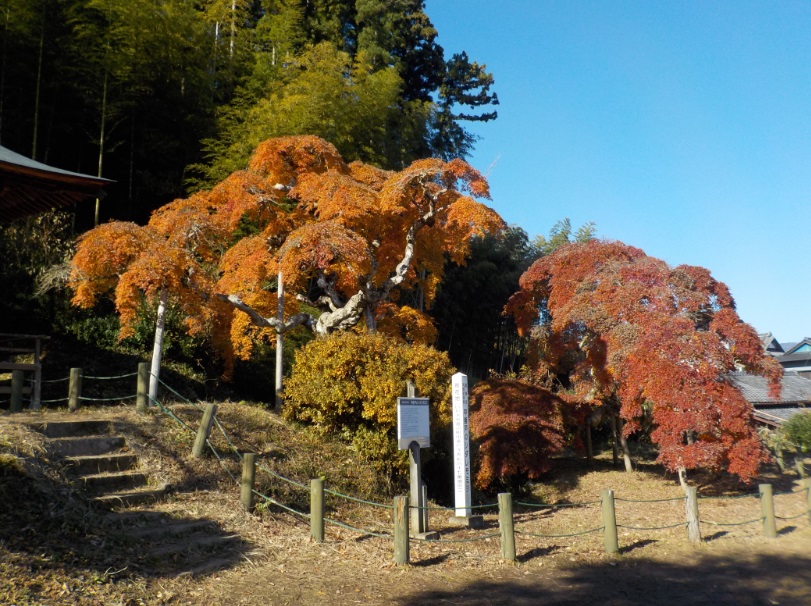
[397,397,430,450]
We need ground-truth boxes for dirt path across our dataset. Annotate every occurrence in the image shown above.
[196,527,811,606]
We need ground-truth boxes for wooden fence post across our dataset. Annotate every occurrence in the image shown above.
[68,367,82,412]
[311,478,325,543]
[601,489,619,554]
[192,403,217,458]
[421,481,429,532]
[804,478,811,526]
[9,370,24,412]
[759,483,777,539]
[241,453,256,512]
[136,362,149,413]
[393,495,409,565]
[685,486,701,543]
[498,492,516,562]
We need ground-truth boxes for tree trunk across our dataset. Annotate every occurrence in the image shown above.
[616,414,633,472]
[275,270,283,411]
[148,289,168,403]
[678,466,688,490]
[610,413,619,467]
[0,6,9,144]
[94,68,108,226]
[32,3,46,159]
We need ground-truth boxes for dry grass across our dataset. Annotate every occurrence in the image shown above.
[1,403,810,605]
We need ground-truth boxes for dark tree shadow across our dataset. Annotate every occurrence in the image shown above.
[516,545,560,563]
[619,539,657,554]
[703,531,729,542]
[395,552,811,605]
[412,554,450,567]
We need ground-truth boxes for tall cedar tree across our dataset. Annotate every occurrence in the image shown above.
[507,240,783,484]
[69,135,504,375]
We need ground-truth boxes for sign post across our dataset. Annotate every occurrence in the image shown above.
[449,372,483,527]
[397,388,436,538]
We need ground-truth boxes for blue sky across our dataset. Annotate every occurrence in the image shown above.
[425,0,811,344]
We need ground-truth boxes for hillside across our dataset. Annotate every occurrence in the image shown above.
[1,402,810,605]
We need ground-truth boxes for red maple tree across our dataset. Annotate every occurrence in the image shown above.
[507,240,782,484]
[469,378,568,491]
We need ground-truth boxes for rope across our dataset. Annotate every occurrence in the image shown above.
[83,372,138,380]
[324,517,392,539]
[149,395,197,433]
[516,526,604,538]
[38,396,68,404]
[212,416,244,458]
[469,502,499,510]
[698,493,758,500]
[256,462,310,490]
[700,517,764,527]
[412,532,501,543]
[254,489,310,519]
[775,511,810,521]
[39,376,69,384]
[617,521,688,531]
[323,487,393,509]
[78,395,136,402]
[207,441,240,483]
[515,500,601,509]
[615,496,686,503]
[154,375,202,409]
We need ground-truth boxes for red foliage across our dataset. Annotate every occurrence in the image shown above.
[469,379,567,491]
[506,240,781,482]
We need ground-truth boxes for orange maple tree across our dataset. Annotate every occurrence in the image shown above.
[507,240,782,484]
[69,135,504,375]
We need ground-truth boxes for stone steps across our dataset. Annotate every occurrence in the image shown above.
[30,418,257,576]
[48,435,127,457]
[64,452,139,475]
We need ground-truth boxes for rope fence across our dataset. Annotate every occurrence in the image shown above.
[5,361,811,567]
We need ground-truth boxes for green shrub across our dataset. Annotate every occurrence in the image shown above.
[783,410,811,452]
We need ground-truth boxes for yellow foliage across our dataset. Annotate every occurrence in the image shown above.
[283,332,454,433]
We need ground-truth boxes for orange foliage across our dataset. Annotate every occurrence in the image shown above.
[69,135,505,373]
[507,240,780,482]
[374,303,438,345]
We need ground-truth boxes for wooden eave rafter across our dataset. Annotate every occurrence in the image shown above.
[0,148,113,223]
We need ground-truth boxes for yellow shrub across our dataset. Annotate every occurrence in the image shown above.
[284,331,453,432]
[283,332,455,484]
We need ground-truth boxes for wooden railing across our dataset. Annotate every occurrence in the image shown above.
[0,333,48,409]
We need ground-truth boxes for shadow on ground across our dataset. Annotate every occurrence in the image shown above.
[395,551,811,606]
[0,451,255,579]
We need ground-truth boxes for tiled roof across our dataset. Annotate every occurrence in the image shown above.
[784,338,811,355]
[730,371,811,404]
[753,407,806,426]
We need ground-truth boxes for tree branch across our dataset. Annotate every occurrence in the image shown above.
[216,293,314,333]
[316,273,344,309]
